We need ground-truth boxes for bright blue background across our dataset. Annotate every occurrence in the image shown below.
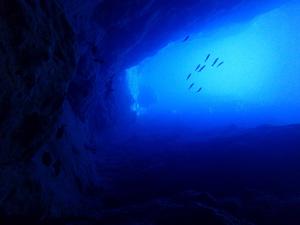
[127,2,300,129]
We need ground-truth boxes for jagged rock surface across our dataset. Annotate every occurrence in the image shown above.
[0,0,75,163]
[0,0,293,223]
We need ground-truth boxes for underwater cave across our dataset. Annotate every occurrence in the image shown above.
[1,0,300,225]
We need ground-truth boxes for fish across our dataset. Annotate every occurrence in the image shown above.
[198,65,205,72]
[205,54,210,62]
[198,65,206,72]
[212,58,219,67]
[188,83,194,90]
[197,87,202,93]
[195,64,201,71]
[186,73,192,80]
[217,61,224,67]
[183,35,190,42]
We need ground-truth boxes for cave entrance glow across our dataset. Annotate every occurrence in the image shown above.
[127,2,300,128]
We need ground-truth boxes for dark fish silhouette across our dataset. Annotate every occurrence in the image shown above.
[198,65,206,72]
[217,61,224,67]
[212,58,219,67]
[186,73,192,80]
[195,64,201,71]
[188,83,194,90]
[205,54,210,62]
[197,87,202,93]
[183,35,190,42]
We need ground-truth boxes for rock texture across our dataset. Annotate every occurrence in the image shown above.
[0,0,293,223]
[0,0,75,164]
[0,0,287,166]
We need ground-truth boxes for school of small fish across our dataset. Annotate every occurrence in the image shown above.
[185,53,224,93]
[183,36,224,93]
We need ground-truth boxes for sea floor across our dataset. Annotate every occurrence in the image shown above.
[95,124,300,225]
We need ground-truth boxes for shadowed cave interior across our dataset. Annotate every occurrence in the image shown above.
[1,0,300,225]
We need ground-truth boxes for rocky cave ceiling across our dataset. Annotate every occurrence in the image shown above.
[0,0,295,221]
[0,0,288,162]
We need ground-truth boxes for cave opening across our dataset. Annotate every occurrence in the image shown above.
[2,0,300,224]
[126,2,300,134]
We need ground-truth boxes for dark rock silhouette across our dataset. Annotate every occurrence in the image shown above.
[0,0,75,163]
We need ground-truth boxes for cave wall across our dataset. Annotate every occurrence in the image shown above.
[0,0,75,164]
[0,0,289,220]
[0,0,77,218]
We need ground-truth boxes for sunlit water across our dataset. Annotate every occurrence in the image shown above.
[127,1,300,130]
[99,3,300,224]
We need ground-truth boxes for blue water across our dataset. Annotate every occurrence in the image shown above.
[96,2,300,225]
[127,1,300,130]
